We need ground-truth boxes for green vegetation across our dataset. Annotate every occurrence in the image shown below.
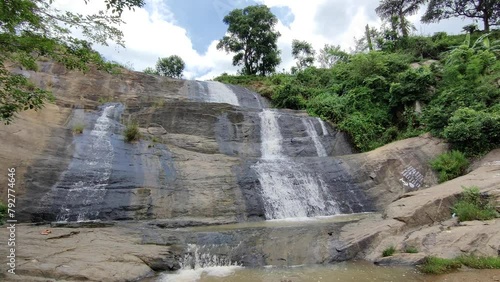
[382,246,396,257]
[123,122,141,142]
[452,186,498,221]
[405,246,419,253]
[430,150,469,183]
[0,202,7,225]
[217,28,500,154]
[0,0,144,124]
[217,5,281,76]
[156,56,185,78]
[420,255,500,274]
[72,124,85,134]
[420,256,462,274]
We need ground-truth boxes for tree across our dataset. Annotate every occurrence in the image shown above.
[317,44,349,68]
[155,56,185,78]
[291,40,315,72]
[376,0,425,37]
[422,0,500,32]
[0,0,145,123]
[217,5,281,76]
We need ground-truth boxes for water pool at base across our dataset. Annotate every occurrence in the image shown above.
[156,261,427,282]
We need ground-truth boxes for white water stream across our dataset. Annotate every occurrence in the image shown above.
[252,109,339,219]
[56,105,117,222]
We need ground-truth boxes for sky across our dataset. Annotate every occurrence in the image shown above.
[53,0,472,80]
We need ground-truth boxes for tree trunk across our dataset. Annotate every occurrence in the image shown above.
[483,14,490,32]
[399,12,408,37]
[365,24,373,51]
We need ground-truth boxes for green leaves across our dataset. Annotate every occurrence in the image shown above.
[154,56,185,78]
[217,5,281,76]
[0,0,143,123]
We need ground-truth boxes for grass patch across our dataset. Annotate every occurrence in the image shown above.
[98,96,114,104]
[123,122,141,142]
[457,255,500,269]
[405,246,419,254]
[72,123,85,134]
[430,150,469,183]
[382,246,396,257]
[420,256,462,274]
[420,255,500,274]
[453,186,498,221]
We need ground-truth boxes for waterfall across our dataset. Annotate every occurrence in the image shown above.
[252,109,340,219]
[160,244,241,282]
[206,81,240,106]
[303,119,327,157]
[56,104,118,222]
[318,118,329,136]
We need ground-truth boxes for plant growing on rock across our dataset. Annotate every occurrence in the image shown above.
[72,124,85,134]
[430,150,469,183]
[123,121,140,142]
[382,245,396,257]
[452,186,498,221]
[405,246,418,253]
[0,202,7,225]
[420,255,500,274]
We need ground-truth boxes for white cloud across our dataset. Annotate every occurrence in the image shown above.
[51,0,471,80]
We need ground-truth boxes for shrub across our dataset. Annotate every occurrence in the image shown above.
[452,186,498,221]
[444,108,500,155]
[123,122,140,142]
[382,246,396,257]
[420,257,462,274]
[72,124,85,134]
[430,150,469,183]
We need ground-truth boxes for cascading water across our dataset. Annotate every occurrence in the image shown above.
[302,119,327,157]
[252,109,340,219]
[205,81,240,106]
[317,118,329,136]
[160,244,241,282]
[56,104,120,222]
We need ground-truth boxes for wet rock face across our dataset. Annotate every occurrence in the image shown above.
[13,66,442,223]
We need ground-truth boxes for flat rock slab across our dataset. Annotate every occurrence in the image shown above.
[0,223,179,282]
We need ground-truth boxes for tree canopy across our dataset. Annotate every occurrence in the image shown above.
[422,0,500,32]
[291,40,315,72]
[376,0,425,37]
[155,56,185,78]
[0,0,144,123]
[217,5,281,76]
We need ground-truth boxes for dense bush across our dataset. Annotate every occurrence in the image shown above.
[452,186,498,221]
[430,150,469,183]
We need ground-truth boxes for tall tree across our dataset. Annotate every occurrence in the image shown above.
[422,0,500,32]
[217,5,281,76]
[376,0,425,37]
[155,56,185,78]
[291,40,315,71]
[0,0,144,123]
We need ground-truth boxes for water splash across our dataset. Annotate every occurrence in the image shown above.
[160,244,241,282]
[303,119,327,157]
